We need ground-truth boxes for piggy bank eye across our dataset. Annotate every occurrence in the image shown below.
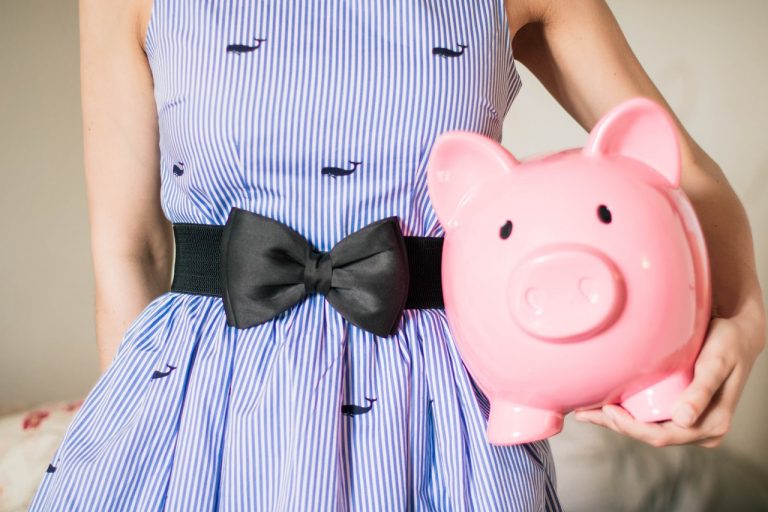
[597,204,612,224]
[499,220,513,239]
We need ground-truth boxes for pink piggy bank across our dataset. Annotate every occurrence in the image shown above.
[426,97,712,445]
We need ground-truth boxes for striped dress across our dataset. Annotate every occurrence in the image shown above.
[30,0,562,510]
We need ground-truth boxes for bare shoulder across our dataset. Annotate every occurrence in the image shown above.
[79,0,150,55]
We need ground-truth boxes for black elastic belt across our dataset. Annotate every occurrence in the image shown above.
[170,221,445,310]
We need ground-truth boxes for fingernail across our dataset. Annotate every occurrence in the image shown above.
[574,412,587,421]
[673,405,695,427]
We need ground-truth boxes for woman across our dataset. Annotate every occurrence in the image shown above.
[30,0,766,509]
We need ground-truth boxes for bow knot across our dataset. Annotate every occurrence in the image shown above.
[304,248,332,295]
[220,207,410,337]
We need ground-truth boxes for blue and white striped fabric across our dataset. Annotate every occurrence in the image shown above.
[30,0,562,510]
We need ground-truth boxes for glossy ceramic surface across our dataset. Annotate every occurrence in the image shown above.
[426,98,712,444]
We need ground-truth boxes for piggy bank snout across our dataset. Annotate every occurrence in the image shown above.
[508,247,625,342]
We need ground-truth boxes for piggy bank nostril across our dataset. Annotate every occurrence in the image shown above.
[525,288,545,313]
[579,277,598,303]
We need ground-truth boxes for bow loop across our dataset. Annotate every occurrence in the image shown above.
[220,207,409,337]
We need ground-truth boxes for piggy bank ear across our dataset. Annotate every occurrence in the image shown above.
[584,97,681,187]
[426,131,518,230]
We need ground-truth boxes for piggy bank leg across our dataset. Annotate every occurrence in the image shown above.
[487,401,563,445]
[620,369,693,422]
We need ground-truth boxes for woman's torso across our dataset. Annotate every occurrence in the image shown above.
[137,0,522,250]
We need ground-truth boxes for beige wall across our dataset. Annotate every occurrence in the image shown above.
[0,0,100,410]
[1,0,766,471]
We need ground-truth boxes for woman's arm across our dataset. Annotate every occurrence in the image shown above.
[509,0,766,447]
[80,0,173,373]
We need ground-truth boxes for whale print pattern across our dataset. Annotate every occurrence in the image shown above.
[432,43,469,57]
[341,397,377,416]
[29,1,562,511]
[321,160,363,178]
[150,363,177,379]
[226,37,267,54]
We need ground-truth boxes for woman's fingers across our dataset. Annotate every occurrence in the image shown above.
[696,435,725,448]
[573,409,616,430]
[569,316,764,448]
[572,367,741,448]
[601,405,688,447]
[671,318,736,428]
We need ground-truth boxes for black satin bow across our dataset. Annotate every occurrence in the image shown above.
[219,207,410,336]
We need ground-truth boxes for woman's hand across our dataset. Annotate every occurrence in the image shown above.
[573,311,766,448]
